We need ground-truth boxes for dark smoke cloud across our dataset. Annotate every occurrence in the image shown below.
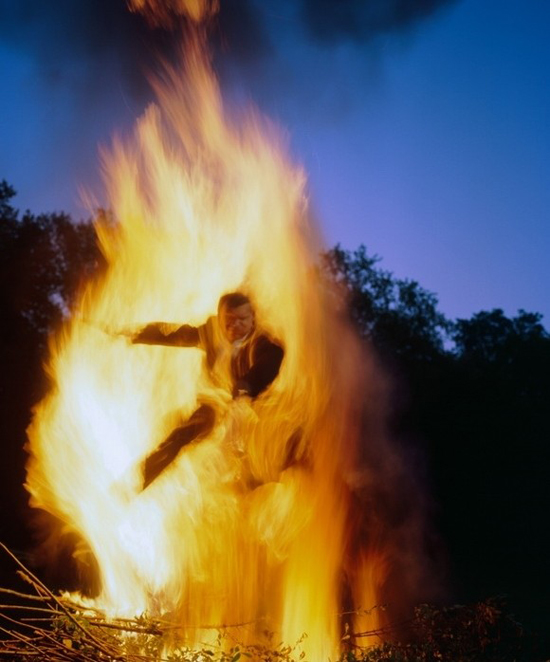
[301,0,460,44]
[0,0,272,100]
[0,0,181,102]
[217,0,461,63]
[213,0,273,65]
[0,0,459,103]
[0,0,461,216]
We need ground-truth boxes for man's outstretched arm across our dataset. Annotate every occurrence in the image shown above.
[132,323,201,347]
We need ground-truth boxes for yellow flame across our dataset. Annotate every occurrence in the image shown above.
[26,33,386,660]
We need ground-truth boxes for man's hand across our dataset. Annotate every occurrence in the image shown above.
[77,317,135,339]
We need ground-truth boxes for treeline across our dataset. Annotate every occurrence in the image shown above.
[0,182,104,559]
[324,247,550,640]
[1,180,548,640]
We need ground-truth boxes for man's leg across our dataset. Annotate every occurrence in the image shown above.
[142,404,216,489]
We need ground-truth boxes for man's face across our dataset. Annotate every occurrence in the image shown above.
[220,303,255,342]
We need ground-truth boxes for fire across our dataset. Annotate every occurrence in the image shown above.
[127,0,218,25]
[25,18,391,662]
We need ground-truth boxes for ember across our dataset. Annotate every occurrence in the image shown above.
[24,2,421,659]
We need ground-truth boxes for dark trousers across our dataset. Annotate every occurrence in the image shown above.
[142,403,216,489]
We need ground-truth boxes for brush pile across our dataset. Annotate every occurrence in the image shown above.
[0,544,539,662]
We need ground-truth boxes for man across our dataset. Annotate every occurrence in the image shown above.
[132,292,284,488]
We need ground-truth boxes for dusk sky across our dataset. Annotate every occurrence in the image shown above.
[1,0,549,323]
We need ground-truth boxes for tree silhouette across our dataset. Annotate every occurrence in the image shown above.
[324,243,550,642]
[0,184,102,346]
[0,181,101,562]
[453,308,548,363]
[0,188,547,647]
[324,244,450,365]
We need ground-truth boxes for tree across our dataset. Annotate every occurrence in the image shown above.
[0,182,102,561]
[453,308,548,363]
[0,183,102,346]
[323,243,550,640]
[324,244,450,364]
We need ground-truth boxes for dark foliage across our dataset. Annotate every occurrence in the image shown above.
[0,189,547,657]
[0,554,540,662]
[350,599,539,661]
[0,181,102,577]
[325,244,550,655]
[324,244,450,365]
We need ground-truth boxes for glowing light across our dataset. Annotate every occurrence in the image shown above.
[26,26,386,661]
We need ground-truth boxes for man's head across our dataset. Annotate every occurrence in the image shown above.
[218,292,255,342]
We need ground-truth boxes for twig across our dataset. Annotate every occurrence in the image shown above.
[0,543,122,661]
[0,622,32,643]
[39,627,99,662]
[0,623,46,659]
[0,605,62,616]
[0,587,48,602]
[0,610,49,633]
[86,619,162,635]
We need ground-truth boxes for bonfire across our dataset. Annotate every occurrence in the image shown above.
[8,1,441,660]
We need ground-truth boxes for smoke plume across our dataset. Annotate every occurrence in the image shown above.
[0,0,460,98]
[301,0,460,44]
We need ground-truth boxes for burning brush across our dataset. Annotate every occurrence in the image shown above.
[0,543,529,661]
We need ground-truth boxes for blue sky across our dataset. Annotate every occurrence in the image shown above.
[1,0,549,322]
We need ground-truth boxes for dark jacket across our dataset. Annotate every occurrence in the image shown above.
[133,317,284,399]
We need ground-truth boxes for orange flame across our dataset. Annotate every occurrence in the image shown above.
[127,0,218,25]
[24,30,399,661]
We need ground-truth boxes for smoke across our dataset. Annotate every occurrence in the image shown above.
[0,0,462,173]
[0,0,460,99]
[0,0,178,103]
[301,0,460,44]
[0,0,269,100]
[214,0,273,65]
